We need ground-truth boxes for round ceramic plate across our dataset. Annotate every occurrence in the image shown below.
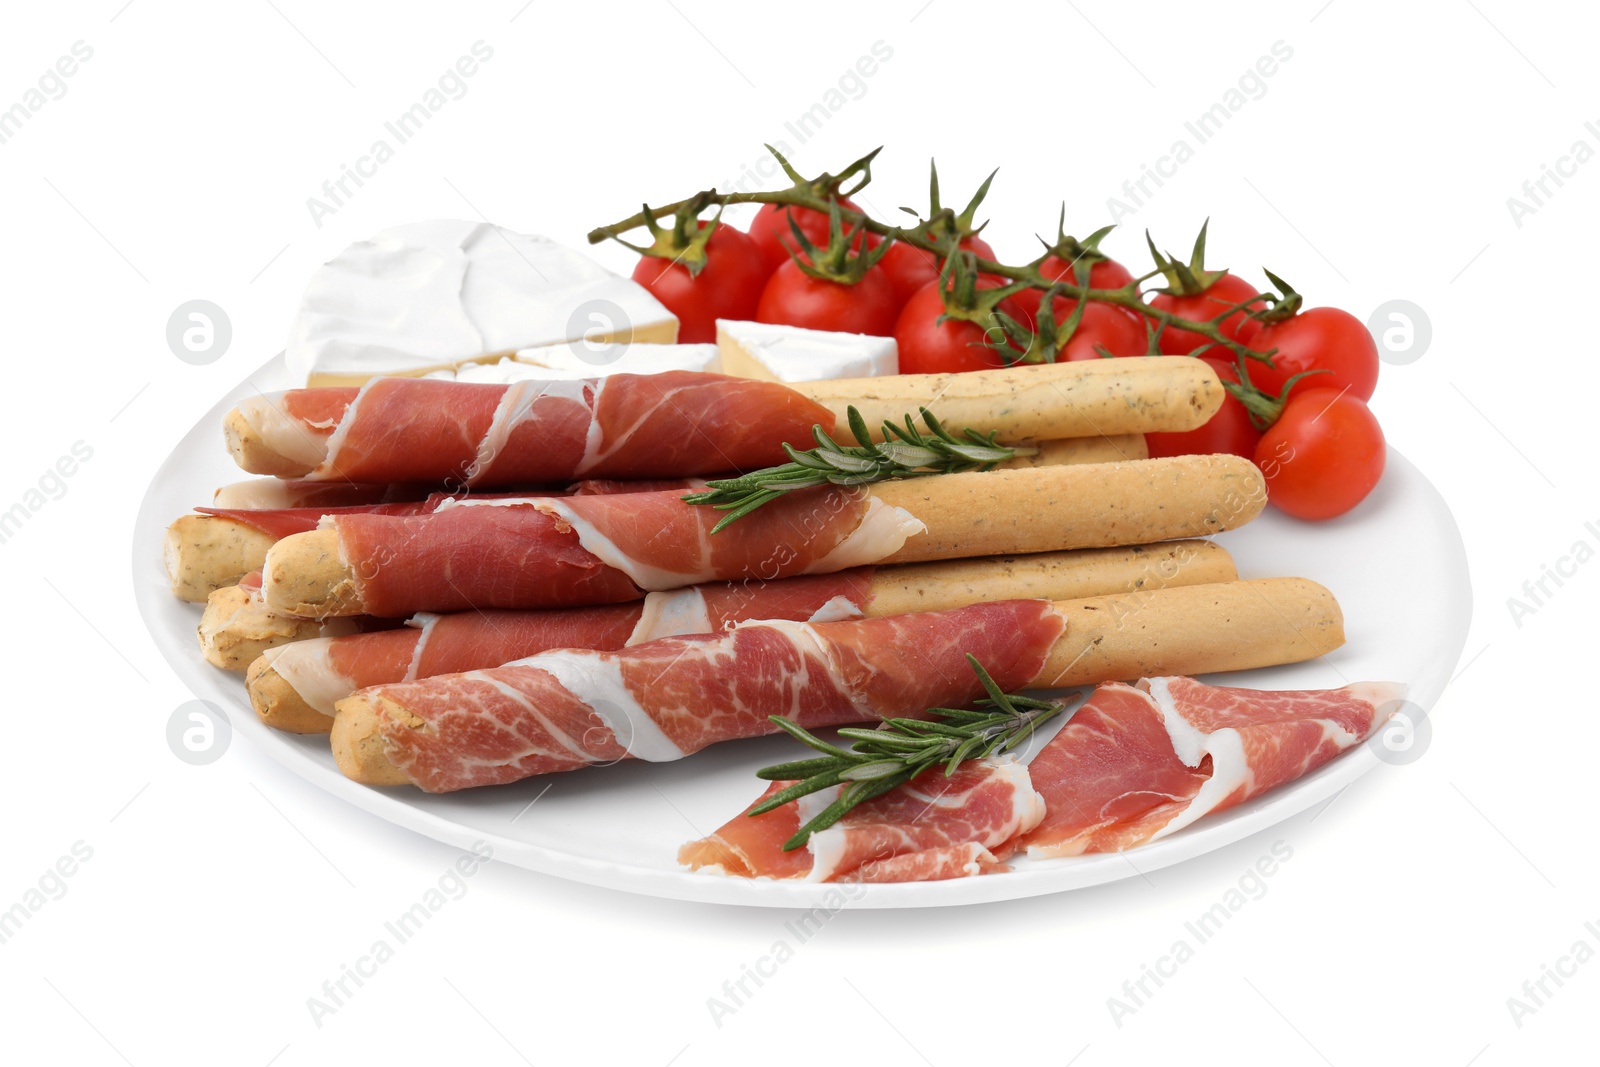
[133,354,1471,908]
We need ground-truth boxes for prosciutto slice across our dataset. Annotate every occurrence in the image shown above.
[198,479,705,541]
[356,599,1065,792]
[678,760,1045,883]
[262,571,876,715]
[198,500,434,542]
[212,479,430,510]
[240,372,833,484]
[328,486,922,616]
[1021,676,1403,857]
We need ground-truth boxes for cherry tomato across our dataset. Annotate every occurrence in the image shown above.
[1145,357,1262,460]
[1247,307,1380,402]
[1149,273,1262,354]
[746,199,869,275]
[877,235,996,308]
[1035,300,1148,361]
[630,225,767,344]
[893,277,1018,374]
[1009,254,1137,326]
[756,257,899,336]
[1253,387,1386,521]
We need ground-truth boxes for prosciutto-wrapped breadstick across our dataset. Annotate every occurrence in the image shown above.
[248,542,1237,733]
[223,359,1218,484]
[263,455,1266,618]
[330,577,1343,792]
[166,501,433,603]
[165,480,713,604]
[167,438,1143,604]
[208,475,706,510]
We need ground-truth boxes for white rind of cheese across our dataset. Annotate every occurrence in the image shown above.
[443,358,594,384]
[286,220,678,386]
[517,341,721,376]
[715,319,897,383]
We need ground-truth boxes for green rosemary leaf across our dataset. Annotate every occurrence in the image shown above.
[752,656,1074,851]
[748,769,854,816]
[682,405,1035,531]
[765,715,853,758]
[753,756,841,780]
[782,772,917,851]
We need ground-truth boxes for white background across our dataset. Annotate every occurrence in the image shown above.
[1,1,1594,1063]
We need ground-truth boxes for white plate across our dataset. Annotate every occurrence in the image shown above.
[133,353,1471,908]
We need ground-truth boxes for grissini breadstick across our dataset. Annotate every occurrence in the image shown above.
[166,438,1143,604]
[330,577,1339,792]
[874,454,1262,564]
[1012,433,1145,466]
[249,541,1236,733]
[1034,577,1344,685]
[165,501,433,603]
[165,515,278,604]
[788,357,1221,443]
[262,455,1264,618]
[197,575,361,671]
[224,360,1213,482]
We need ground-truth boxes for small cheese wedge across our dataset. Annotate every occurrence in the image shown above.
[449,357,593,383]
[287,220,678,386]
[715,320,898,383]
[516,341,721,376]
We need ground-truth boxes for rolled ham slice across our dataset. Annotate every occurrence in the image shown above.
[263,456,1268,619]
[169,480,707,605]
[227,372,834,484]
[1020,677,1404,857]
[250,571,874,732]
[272,486,923,616]
[332,599,1067,792]
[197,500,436,541]
[212,479,431,510]
[249,543,1238,734]
[210,476,704,510]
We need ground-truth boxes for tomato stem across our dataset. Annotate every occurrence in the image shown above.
[587,146,1275,361]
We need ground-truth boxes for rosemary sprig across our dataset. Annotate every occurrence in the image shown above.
[749,654,1069,851]
[682,406,1033,533]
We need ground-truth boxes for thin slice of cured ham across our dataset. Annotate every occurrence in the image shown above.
[264,571,876,715]
[212,479,431,510]
[678,760,1045,883]
[329,486,922,615]
[356,599,1065,792]
[242,372,834,484]
[1021,676,1403,857]
[198,500,434,542]
[198,479,705,541]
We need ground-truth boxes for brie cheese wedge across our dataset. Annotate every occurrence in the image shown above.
[715,320,897,383]
[441,357,594,383]
[286,220,677,386]
[516,341,721,376]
